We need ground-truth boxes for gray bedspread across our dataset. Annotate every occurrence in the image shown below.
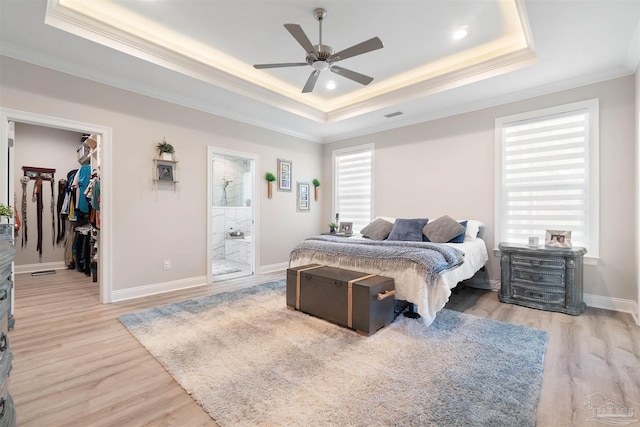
[290,235,465,284]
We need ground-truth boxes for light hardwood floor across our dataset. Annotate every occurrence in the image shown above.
[9,269,640,427]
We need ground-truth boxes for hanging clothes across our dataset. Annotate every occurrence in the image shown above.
[33,178,43,256]
[75,164,92,214]
[56,179,67,244]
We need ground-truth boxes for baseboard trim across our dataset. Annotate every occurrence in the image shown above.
[111,276,208,302]
[584,293,640,326]
[15,261,66,274]
[257,262,288,275]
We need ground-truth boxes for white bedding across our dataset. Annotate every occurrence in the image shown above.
[289,237,488,326]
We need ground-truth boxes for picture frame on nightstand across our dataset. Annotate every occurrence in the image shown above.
[545,230,572,248]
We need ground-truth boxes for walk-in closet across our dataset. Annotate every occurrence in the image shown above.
[11,123,101,285]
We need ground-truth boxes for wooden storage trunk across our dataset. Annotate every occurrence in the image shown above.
[286,264,396,336]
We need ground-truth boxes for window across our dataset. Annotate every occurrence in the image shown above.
[333,144,373,233]
[495,99,599,258]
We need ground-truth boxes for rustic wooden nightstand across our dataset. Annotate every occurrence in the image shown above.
[498,242,587,315]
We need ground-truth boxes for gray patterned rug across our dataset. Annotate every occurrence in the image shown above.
[119,280,547,426]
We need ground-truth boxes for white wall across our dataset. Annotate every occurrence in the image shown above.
[0,57,323,294]
[325,75,637,303]
[13,123,85,266]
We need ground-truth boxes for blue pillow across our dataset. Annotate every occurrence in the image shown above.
[423,220,467,243]
[448,220,467,243]
[387,218,429,241]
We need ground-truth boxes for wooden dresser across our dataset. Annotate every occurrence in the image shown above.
[0,239,16,427]
[499,242,587,315]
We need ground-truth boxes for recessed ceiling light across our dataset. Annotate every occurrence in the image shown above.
[326,81,336,90]
[453,26,468,40]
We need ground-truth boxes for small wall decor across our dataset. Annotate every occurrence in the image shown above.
[265,172,276,199]
[277,158,292,192]
[156,137,175,161]
[297,182,310,212]
[545,230,572,248]
[339,222,353,236]
[157,164,174,181]
[312,178,320,201]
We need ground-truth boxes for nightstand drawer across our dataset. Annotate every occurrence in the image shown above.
[512,283,565,306]
[511,269,564,287]
[512,255,565,271]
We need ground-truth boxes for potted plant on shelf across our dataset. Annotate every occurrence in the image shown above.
[0,204,12,241]
[156,138,175,160]
[312,178,320,201]
[265,172,276,199]
[0,204,13,226]
[328,221,338,234]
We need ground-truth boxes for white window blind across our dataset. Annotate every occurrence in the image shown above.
[333,145,373,233]
[496,99,599,256]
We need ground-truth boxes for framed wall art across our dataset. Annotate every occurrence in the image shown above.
[157,163,174,181]
[297,182,310,212]
[545,230,572,248]
[277,158,292,191]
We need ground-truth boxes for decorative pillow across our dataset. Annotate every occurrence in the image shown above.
[464,220,484,241]
[448,220,467,243]
[422,215,466,243]
[360,218,394,240]
[387,218,429,241]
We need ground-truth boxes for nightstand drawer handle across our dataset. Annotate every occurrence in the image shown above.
[0,333,6,352]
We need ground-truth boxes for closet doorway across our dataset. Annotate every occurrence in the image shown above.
[207,146,256,282]
[0,109,112,304]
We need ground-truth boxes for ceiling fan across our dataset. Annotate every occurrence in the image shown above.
[253,8,384,93]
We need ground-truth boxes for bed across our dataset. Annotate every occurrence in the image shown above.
[289,216,489,326]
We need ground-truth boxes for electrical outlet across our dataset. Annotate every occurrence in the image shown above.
[163,260,171,270]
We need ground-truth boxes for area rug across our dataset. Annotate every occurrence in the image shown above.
[119,280,547,427]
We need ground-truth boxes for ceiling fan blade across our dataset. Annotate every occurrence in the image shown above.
[329,37,384,62]
[302,70,321,93]
[254,63,308,69]
[284,23,317,56]
[330,65,374,85]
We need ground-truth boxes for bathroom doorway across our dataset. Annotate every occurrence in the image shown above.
[207,147,256,282]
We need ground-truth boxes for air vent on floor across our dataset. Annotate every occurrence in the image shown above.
[384,111,403,118]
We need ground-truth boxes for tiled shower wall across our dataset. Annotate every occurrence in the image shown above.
[211,207,252,264]
[212,155,251,207]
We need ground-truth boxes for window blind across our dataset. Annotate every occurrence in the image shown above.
[500,110,590,248]
[334,147,372,233]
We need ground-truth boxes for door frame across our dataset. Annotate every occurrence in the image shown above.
[206,146,258,281]
[0,108,113,303]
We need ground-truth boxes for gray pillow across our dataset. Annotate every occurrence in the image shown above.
[423,215,466,243]
[360,218,394,240]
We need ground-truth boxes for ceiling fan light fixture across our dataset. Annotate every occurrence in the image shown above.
[312,61,329,71]
[326,81,336,90]
[253,7,383,93]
